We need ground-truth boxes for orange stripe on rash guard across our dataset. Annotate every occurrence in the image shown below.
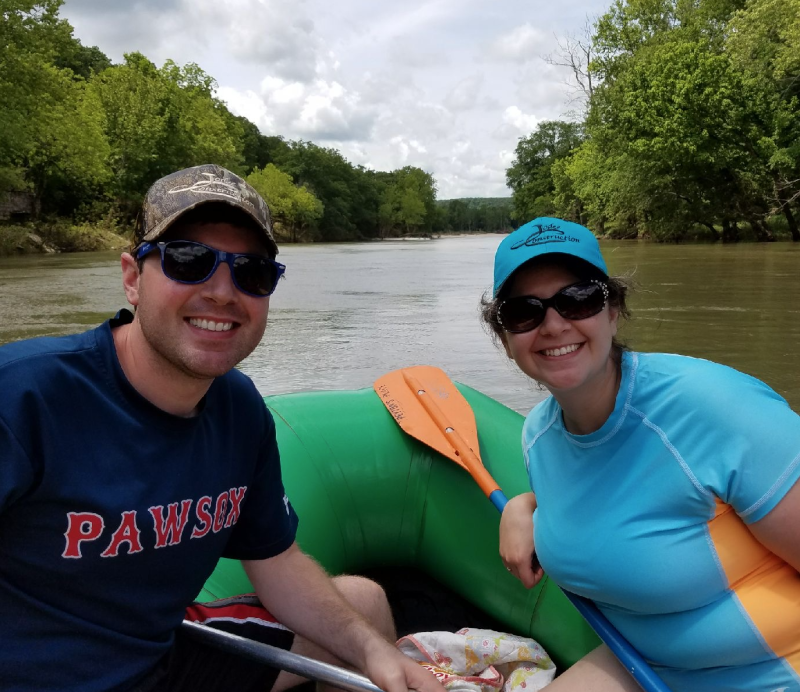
[708,498,800,674]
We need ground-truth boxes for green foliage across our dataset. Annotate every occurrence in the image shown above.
[0,219,126,256]
[268,144,439,241]
[377,166,438,237]
[0,1,443,245]
[506,121,584,223]
[0,0,112,213]
[89,54,244,215]
[516,0,800,241]
[235,117,292,174]
[272,141,364,240]
[246,164,323,242]
[436,198,514,233]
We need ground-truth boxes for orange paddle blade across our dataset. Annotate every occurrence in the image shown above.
[374,366,500,497]
[374,366,478,467]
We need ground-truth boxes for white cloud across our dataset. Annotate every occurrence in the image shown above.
[58,0,610,198]
[221,76,375,141]
[499,149,516,168]
[216,87,276,133]
[485,23,548,63]
[189,0,326,82]
[444,73,484,111]
[501,106,541,133]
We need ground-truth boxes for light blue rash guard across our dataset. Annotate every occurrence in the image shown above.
[523,351,800,692]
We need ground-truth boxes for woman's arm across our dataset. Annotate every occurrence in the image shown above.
[748,479,800,572]
[499,492,544,588]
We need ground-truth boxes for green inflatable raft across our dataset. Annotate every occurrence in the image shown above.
[198,382,600,671]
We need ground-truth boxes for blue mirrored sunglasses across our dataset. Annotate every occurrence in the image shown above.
[136,240,285,297]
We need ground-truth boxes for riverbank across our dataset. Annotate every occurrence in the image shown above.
[0,222,501,257]
[2,218,797,257]
[0,221,129,256]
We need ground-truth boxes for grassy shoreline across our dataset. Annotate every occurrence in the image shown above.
[2,218,796,258]
[0,221,130,257]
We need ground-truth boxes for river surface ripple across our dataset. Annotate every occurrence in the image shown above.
[1,235,798,414]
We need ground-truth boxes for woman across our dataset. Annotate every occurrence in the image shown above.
[482,217,800,692]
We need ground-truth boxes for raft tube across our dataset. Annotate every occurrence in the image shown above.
[199,383,599,670]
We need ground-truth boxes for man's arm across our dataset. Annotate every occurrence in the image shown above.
[243,543,445,692]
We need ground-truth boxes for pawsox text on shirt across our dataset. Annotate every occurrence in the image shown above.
[62,487,247,558]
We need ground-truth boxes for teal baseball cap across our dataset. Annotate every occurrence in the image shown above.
[493,217,607,296]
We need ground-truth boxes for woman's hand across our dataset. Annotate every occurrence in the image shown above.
[499,492,544,588]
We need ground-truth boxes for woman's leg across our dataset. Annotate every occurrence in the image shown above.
[544,645,644,691]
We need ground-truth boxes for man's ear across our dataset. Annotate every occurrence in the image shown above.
[120,253,141,307]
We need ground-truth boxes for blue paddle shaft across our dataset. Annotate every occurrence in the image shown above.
[493,490,671,692]
[488,490,507,513]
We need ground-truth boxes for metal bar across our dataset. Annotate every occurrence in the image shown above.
[180,620,385,692]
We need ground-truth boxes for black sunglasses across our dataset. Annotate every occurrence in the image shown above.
[136,240,285,298]
[497,280,609,333]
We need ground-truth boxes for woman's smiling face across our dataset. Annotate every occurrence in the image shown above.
[501,261,619,398]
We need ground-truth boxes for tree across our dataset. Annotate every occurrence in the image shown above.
[375,167,437,237]
[234,116,292,175]
[545,19,599,110]
[89,54,244,217]
[506,121,584,223]
[274,142,387,241]
[534,0,800,241]
[727,0,800,239]
[246,164,323,242]
[0,0,111,212]
[437,198,513,233]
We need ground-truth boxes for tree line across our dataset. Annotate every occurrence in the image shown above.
[506,0,800,242]
[436,198,514,234]
[1,1,512,243]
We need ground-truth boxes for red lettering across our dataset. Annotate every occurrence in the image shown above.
[212,492,228,533]
[101,511,143,557]
[63,512,104,558]
[225,487,247,528]
[191,496,213,539]
[150,500,192,548]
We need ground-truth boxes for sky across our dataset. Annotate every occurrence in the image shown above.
[59,0,610,199]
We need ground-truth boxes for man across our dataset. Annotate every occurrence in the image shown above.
[0,164,444,692]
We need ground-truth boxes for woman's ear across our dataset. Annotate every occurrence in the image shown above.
[500,332,513,359]
[609,305,620,338]
[120,252,141,307]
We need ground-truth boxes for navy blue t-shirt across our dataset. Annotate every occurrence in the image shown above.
[0,311,299,691]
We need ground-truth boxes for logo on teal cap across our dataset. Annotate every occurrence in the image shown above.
[511,221,566,249]
[493,217,607,296]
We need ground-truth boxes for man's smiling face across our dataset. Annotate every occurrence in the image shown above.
[129,222,272,382]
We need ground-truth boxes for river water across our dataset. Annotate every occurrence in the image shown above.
[0,236,798,414]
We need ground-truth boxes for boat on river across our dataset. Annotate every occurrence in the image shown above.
[198,382,599,671]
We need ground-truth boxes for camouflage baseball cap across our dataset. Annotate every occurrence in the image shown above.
[135,164,278,256]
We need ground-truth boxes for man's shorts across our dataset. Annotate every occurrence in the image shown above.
[133,594,295,692]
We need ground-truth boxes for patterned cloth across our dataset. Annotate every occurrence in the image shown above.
[397,628,556,692]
